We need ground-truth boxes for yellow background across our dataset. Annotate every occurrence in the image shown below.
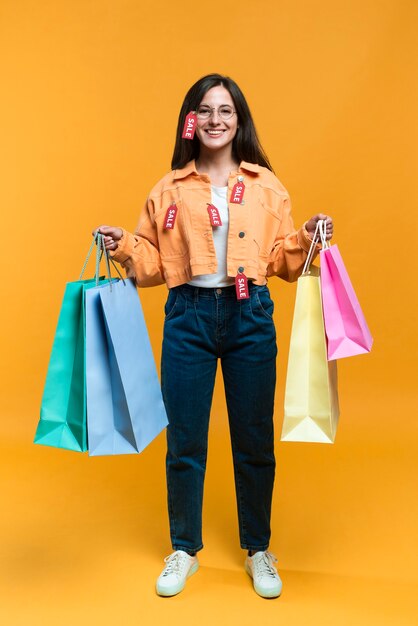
[1,0,417,624]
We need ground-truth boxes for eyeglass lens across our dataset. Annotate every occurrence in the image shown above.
[196,105,235,120]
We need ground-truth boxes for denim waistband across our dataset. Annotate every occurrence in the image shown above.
[172,282,265,299]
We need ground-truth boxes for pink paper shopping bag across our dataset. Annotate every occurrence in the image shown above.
[319,223,373,360]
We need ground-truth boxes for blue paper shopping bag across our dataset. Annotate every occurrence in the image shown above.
[85,278,168,456]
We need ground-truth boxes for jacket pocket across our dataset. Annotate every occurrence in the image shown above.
[260,199,283,221]
[252,200,282,256]
[154,198,189,258]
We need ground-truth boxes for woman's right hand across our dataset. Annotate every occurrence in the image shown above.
[92,225,123,251]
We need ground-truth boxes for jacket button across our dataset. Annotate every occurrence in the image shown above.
[238,231,245,238]
[237,175,244,182]
[238,266,244,273]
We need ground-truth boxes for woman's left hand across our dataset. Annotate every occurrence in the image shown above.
[305,213,334,241]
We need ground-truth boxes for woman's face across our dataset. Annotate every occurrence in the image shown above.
[195,85,238,154]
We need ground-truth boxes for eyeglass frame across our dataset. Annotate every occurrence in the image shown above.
[195,104,237,120]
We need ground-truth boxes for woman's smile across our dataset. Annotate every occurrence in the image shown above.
[205,129,226,137]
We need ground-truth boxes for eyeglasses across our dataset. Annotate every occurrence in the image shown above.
[196,105,236,120]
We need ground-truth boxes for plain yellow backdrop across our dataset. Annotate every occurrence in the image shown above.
[1,0,417,624]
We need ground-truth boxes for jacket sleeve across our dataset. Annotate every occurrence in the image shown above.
[109,197,166,287]
[266,194,320,282]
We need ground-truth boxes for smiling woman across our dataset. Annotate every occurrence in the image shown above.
[194,87,239,156]
[171,74,273,178]
[94,72,333,599]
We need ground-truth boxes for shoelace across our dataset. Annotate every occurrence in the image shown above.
[253,551,279,579]
[162,551,188,578]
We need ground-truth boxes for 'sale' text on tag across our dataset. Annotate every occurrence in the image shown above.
[235,273,249,300]
[230,181,245,204]
[181,112,197,140]
[207,204,222,227]
[163,203,178,229]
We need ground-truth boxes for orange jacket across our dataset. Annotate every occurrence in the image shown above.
[111,160,318,288]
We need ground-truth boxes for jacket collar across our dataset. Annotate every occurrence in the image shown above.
[173,160,198,180]
[173,159,260,180]
[240,161,261,174]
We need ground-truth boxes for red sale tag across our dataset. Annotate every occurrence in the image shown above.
[182,111,197,140]
[207,204,222,227]
[163,203,178,229]
[235,272,249,300]
[230,177,245,204]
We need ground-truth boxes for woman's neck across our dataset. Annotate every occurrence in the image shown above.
[196,149,239,187]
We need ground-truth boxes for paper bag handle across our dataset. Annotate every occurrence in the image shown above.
[301,220,322,275]
[79,232,125,290]
[318,219,330,250]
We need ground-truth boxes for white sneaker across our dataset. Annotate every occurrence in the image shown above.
[245,551,282,598]
[156,550,199,596]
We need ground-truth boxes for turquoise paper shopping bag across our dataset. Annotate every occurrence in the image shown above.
[34,279,104,451]
[34,236,111,451]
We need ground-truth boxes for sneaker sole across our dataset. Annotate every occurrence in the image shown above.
[245,561,282,599]
[156,561,199,597]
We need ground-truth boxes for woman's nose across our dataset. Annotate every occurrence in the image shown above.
[209,110,221,124]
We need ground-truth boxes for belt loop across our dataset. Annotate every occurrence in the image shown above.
[194,287,199,303]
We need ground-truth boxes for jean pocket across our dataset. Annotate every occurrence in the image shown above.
[164,289,178,320]
[254,288,274,320]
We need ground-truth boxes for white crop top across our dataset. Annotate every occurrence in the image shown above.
[187,185,235,288]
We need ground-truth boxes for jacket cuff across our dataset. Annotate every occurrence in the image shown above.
[109,229,136,264]
[298,223,322,254]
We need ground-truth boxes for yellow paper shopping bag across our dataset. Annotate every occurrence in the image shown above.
[281,240,340,443]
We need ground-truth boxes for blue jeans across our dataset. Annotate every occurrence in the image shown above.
[161,282,277,554]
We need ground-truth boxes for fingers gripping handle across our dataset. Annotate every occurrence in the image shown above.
[79,231,125,289]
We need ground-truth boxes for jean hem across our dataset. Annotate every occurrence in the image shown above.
[172,544,204,554]
[241,544,269,552]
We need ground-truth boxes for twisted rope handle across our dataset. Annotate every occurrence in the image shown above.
[79,231,125,290]
[95,232,103,286]
[79,233,98,281]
